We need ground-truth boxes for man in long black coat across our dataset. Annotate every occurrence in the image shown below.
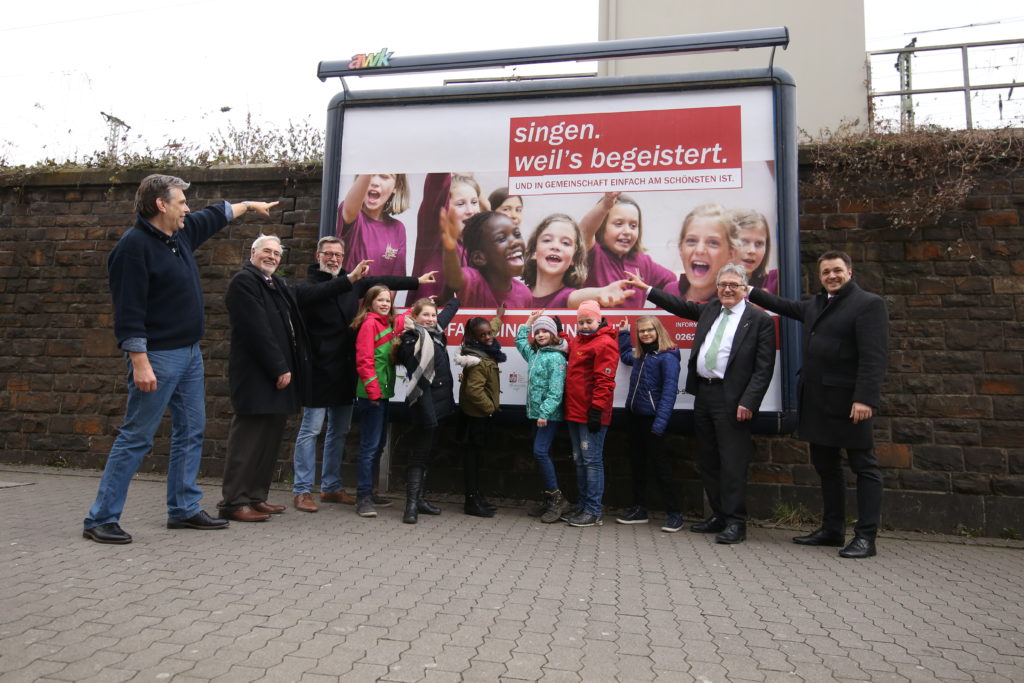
[290,235,432,513]
[749,250,889,558]
[218,234,355,522]
[630,264,776,545]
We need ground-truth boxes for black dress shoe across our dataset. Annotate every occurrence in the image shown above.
[793,528,845,547]
[690,515,726,533]
[839,537,876,558]
[715,522,746,544]
[167,510,229,530]
[83,522,132,544]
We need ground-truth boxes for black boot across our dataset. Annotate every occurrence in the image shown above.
[417,468,442,515]
[530,491,551,518]
[464,492,495,517]
[477,491,498,513]
[403,468,422,524]
[540,490,569,524]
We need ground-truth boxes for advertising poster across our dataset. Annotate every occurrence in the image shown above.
[334,87,784,411]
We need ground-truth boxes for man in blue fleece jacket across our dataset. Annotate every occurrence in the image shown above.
[83,174,278,544]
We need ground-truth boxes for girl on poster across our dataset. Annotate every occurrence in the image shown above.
[488,187,523,228]
[730,208,778,294]
[411,173,487,301]
[522,213,638,310]
[665,203,740,303]
[336,174,410,277]
[441,211,533,308]
[579,192,675,308]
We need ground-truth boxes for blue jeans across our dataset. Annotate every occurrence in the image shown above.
[532,420,562,492]
[567,420,607,516]
[84,344,206,528]
[355,398,389,498]
[292,404,354,495]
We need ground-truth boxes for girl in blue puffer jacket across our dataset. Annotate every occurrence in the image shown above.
[616,316,685,532]
[514,309,570,523]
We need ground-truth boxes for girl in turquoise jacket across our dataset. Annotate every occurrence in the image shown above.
[514,309,570,523]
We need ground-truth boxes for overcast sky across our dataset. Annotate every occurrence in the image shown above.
[2,0,1021,165]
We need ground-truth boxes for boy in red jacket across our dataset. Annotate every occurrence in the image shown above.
[562,300,619,527]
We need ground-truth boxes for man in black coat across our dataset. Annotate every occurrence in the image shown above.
[290,235,434,513]
[629,264,776,544]
[218,234,356,522]
[749,250,889,558]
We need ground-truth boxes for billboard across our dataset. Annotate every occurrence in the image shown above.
[321,68,798,428]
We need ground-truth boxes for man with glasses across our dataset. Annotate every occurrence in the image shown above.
[290,236,435,513]
[626,264,775,544]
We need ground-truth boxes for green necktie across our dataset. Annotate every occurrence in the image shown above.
[704,308,732,372]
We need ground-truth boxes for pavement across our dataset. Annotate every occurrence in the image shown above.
[2,466,1023,683]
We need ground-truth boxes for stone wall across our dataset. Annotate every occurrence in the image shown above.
[1,163,1021,535]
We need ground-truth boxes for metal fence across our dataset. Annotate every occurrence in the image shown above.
[867,38,1023,130]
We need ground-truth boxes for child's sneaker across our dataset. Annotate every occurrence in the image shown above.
[371,492,392,507]
[566,511,603,527]
[559,505,580,522]
[356,496,377,518]
[616,506,649,524]
[660,513,685,533]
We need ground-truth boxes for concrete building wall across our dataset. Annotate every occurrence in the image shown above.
[598,0,868,138]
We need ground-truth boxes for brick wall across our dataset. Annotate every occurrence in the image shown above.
[1,163,1021,535]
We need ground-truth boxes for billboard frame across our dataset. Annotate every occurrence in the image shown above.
[318,34,800,435]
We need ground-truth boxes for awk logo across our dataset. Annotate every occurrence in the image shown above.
[349,48,394,69]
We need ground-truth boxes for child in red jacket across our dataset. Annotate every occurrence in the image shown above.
[561,300,619,527]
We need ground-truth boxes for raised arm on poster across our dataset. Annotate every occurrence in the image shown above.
[337,174,409,277]
[411,173,487,301]
[578,192,674,305]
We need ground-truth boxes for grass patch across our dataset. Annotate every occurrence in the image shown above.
[770,501,817,526]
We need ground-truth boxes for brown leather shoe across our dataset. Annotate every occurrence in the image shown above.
[220,505,271,522]
[319,490,356,505]
[252,501,286,515]
[294,493,319,513]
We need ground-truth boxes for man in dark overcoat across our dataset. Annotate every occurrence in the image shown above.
[749,250,889,558]
[218,234,352,522]
[290,235,432,513]
[629,264,776,544]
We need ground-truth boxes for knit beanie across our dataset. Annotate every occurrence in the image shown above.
[577,299,601,320]
[532,315,557,336]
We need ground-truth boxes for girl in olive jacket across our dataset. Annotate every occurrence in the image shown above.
[454,315,505,517]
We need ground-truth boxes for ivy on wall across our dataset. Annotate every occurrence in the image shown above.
[802,125,1024,231]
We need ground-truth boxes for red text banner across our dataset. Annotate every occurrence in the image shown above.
[508,107,742,195]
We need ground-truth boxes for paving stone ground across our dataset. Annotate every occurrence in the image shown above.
[2,466,1023,682]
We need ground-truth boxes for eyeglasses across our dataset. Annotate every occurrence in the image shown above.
[717,282,743,290]
[319,251,344,260]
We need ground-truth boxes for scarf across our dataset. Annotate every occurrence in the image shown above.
[464,335,507,363]
[404,316,445,406]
